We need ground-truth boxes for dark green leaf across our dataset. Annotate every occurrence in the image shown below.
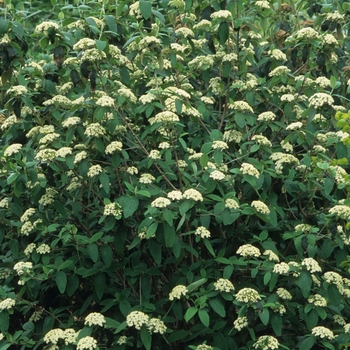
[198,309,210,327]
[209,298,226,317]
[87,243,99,263]
[139,0,152,19]
[56,271,67,293]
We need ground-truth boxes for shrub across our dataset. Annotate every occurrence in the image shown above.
[1,0,350,349]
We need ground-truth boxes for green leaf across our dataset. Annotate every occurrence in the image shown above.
[187,278,207,293]
[7,172,19,185]
[42,316,55,334]
[163,222,175,247]
[56,271,67,294]
[104,317,120,329]
[148,239,162,264]
[139,0,152,19]
[200,154,209,168]
[119,196,139,218]
[87,243,99,263]
[179,201,193,216]
[184,307,198,322]
[101,245,113,268]
[104,15,118,33]
[295,271,312,298]
[300,336,316,350]
[209,298,226,317]
[305,309,318,330]
[198,309,210,327]
[168,330,188,343]
[270,313,282,336]
[258,308,269,325]
[0,311,9,333]
[263,271,271,285]
[163,208,173,227]
[0,19,9,35]
[218,21,229,44]
[147,222,158,238]
[67,275,79,297]
[140,326,152,350]
[94,273,106,301]
[203,238,215,257]
[99,172,110,194]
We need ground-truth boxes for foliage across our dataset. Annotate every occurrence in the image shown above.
[2,0,350,349]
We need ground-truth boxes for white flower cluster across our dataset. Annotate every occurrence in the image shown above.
[84,312,106,327]
[210,10,232,19]
[4,142,23,156]
[1,114,17,130]
[167,190,183,201]
[209,170,226,181]
[237,244,260,258]
[257,111,276,122]
[251,200,270,215]
[62,117,81,128]
[0,298,15,310]
[147,318,167,334]
[301,258,322,273]
[311,326,335,340]
[196,345,213,350]
[36,244,51,254]
[322,34,338,46]
[183,189,203,201]
[270,152,299,174]
[296,27,320,40]
[56,147,72,158]
[103,203,122,218]
[273,262,290,274]
[152,111,179,124]
[127,166,138,175]
[252,135,272,147]
[228,101,254,113]
[169,285,188,300]
[223,130,243,143]
[240,163,260,178]
[105,141,122,154]
[263,250,279,262]
[35,21,59,33]
[269,66,291,77]
[139,173,156,184]
[225,198,239,209]
[308,294,327,307]
[149,150,161,160]
[214,278,234,292]
[39,188,57,207]
[212,140,228,150]
[195,226,211,239]
[233,316,248,331]
[151,197,171,208]
[77,336,98,350]
[87,165,102,178]
[329,205,350,220]
[269,49,286,61]
[74,151,87,165]
[286,122,303,131]
[236,288,261,303]
[13,261,33,275]
[126,311,149,330]
[255,1,270,9]
[309,93,334,108]
[276,288,292,300]
[253,335,279,350]
[85,123,106,138]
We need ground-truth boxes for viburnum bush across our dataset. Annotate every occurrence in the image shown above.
[2,0,350,349]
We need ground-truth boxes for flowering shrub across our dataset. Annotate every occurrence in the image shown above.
[2,0,350,349]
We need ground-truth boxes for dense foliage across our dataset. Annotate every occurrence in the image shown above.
[2,0,350,349]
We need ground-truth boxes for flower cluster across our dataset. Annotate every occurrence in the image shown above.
[273,262,290,274]
[151,197,171,208]
[105,141,122,154]
[85,123,106,138]
[36,244,51,254]
[0,298,16,310]
[126,311,149,330]
[252,135,272,147]
[309,93,334,108]
[214,278,234,292]
[167,190,183,201]
[147,318,167,334]
[194,226,211,239]
[183,189,203,201]
[253,335,279,350]
[257,111,276,122]
[87,165,103,178]
[139,173,156,184]
[276,288,292,300]
[77,336,98,350]
[169,285,188,300]
[311,326,335,340]
[251,201,270,215]
[269,66,291,77]
[240,163,260,178]
[209,170,225,180]
[84,312,106,327]
[103,203,122,218]
[329,205,350,220]
[263,250,279,262]
[235,288,261,303]
[301,258,322,273]
[233,316,248,331]
[308,294,327,307]
[225,198,239,209]
[212,140,228,150]
[228,101,254,113]
[237,244,260,258]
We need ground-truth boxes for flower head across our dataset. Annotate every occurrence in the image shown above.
[236,288,261,303]
[253,335,279,350]
[237,244,260,258]
[126,311,149,330]
[84,312,106,327]
[214,278,234,292]
[311,326,335,340]
[77,336,97,350]
[169,285,188,300]
[194,226,211,238]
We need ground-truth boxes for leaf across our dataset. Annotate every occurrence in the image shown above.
[104,15,118,32]
[187,278,207,293]
[95,39,107,51]
[300,336,316,350]
[198,309,210,327]
[168,330,188,343]
[258,308,269,325]
[94,273,106,301]
[218,21,229,44]
[119,196,139,218]
[305,309,318,330]
[140,326,152,350]
[263,271,271,285]
[56,271,67,294]
[203,238,215,257]
[67,275,79,297]
[139,0,152,19]
[104,317,120,329]
[148,239,162,265]
[87,243,99,263]
[146,222,158,239]
[42,316,55,334]
[209,298,226,317]
[161,221,175,247]
[200,154,209,168]
[270,313,282,336]
[99,172,110,194]
[0,311,9,333]
[101,245,113,268]
[295,271,312,298]
[184,307,198,322]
